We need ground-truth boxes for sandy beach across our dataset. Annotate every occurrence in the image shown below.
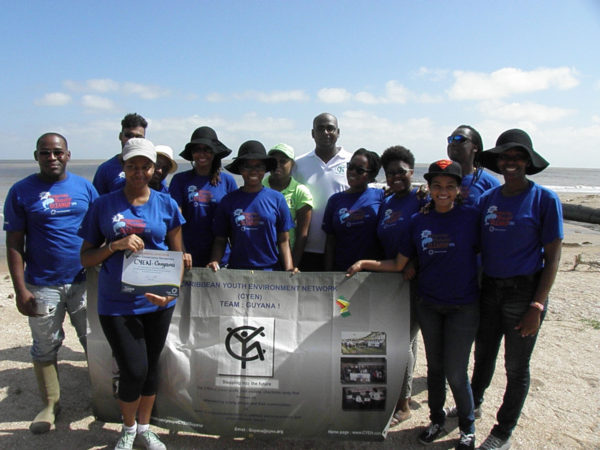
[0,193,598,449]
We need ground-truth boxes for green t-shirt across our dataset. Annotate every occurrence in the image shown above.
[263,176,314,248]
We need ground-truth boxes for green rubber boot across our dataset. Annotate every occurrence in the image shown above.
[30,360,60,434]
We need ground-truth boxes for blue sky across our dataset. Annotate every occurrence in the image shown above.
[2,0,599,167]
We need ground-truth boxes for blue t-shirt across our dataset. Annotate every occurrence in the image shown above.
[78,189,185,316]
[213,187,294,270]
[377,189,425,259]
[3,172,98,285]
[478,182,563,278]
[93,155,125,195]
[322,187,384,271]
[169,170,237,266]
[398,205,480,305]
[461,169,501,206]
[93,155,166,195]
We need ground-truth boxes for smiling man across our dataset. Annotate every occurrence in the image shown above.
[293,113,352,271]
[3,133,98,434]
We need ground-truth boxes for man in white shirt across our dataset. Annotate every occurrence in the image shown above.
[293,113,352,271]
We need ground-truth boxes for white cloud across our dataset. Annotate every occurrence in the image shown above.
[206,92,225,102]
[35,92,72,106]
[448,67,579,100]
[64,78,169,100]
[479,100,576,122]
[318,81,425,105]
[317,88,352,103]
[81,95,115,110]
[122,82,170,100]
[416,67,449,82]
[237,90,309,103]
[384,80,409,104]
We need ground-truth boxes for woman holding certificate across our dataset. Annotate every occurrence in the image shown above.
[79,138,185,450]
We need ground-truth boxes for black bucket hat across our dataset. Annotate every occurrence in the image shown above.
[179,126,232,161]
[480,129,549,175]
[423,159,463,183]
[225,140,277,175]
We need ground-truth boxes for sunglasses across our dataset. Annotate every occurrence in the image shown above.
[37,150,66,158]
[447,135,470,144]
[385,168,410,177]
[347,163,371,175]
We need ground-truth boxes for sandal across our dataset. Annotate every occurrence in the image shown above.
[390,409,411,427]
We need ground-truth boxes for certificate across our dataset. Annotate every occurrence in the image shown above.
[121,249,183,297]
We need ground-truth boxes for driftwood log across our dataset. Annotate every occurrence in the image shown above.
[562,203,600,225]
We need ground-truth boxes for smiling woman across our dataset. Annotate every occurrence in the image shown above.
[469,129,563,450]
[208,140,295,272]
[78,137,186,450]
[323,148,383,271]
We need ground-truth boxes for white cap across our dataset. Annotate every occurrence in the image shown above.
[155,145,178,173]
[122,138,156,163]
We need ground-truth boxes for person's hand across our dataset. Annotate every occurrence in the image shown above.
[514,308,542,337]
[416,184,429,200]
[183,253,192,270]
[144,293,175,307]
[15,288,41,317]
[113,234,145,253]
[403,261,417,280]
[287,267,299,275]
[346,261,363,277]
[207,261,220,272]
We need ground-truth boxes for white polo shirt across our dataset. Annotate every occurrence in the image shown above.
[293,147,352,254]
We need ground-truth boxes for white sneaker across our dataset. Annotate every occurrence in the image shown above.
[477,433,511,450]
[114,428,136,450]
[136,429,167,450]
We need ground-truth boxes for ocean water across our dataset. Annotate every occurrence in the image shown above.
[1,159,599,264]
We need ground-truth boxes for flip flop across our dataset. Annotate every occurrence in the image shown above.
[390,409,411,427]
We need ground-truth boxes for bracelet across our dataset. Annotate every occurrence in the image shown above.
[108,242,114,253]
[529,301,545,311]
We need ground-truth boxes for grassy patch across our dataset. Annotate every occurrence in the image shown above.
[581,318,600,330]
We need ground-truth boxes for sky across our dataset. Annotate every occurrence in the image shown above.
[1,0,599,167]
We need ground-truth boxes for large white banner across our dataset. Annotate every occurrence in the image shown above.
[87,268,409,441]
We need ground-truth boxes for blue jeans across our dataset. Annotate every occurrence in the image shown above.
[27,282,87,362]
[471,273,545,440]
[416,299,479,434]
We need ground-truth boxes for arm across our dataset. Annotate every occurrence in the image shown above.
[207,236,228,271]
[277,231,296,272]
[324,233,336,271]
[80,234,145,268]
[292,205,312,267]
[515,238,562,337]
[346,252,410,277]
[6,231,37,316]
[175,205,193,268]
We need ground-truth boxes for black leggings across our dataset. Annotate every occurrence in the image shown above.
[99,307,174,402]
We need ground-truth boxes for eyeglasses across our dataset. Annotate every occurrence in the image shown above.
[498,153,529,162]
[347,163,371,175]
[37,150,66,158]
[241,164,266,172]
[447,135,470,144]
[385,168,411,177]
[123,131,144,139]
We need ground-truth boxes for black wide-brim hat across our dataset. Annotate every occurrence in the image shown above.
[225,140,277,175]
[179,126,232,161]
[480,129,549,175]
[423,159,462,184]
